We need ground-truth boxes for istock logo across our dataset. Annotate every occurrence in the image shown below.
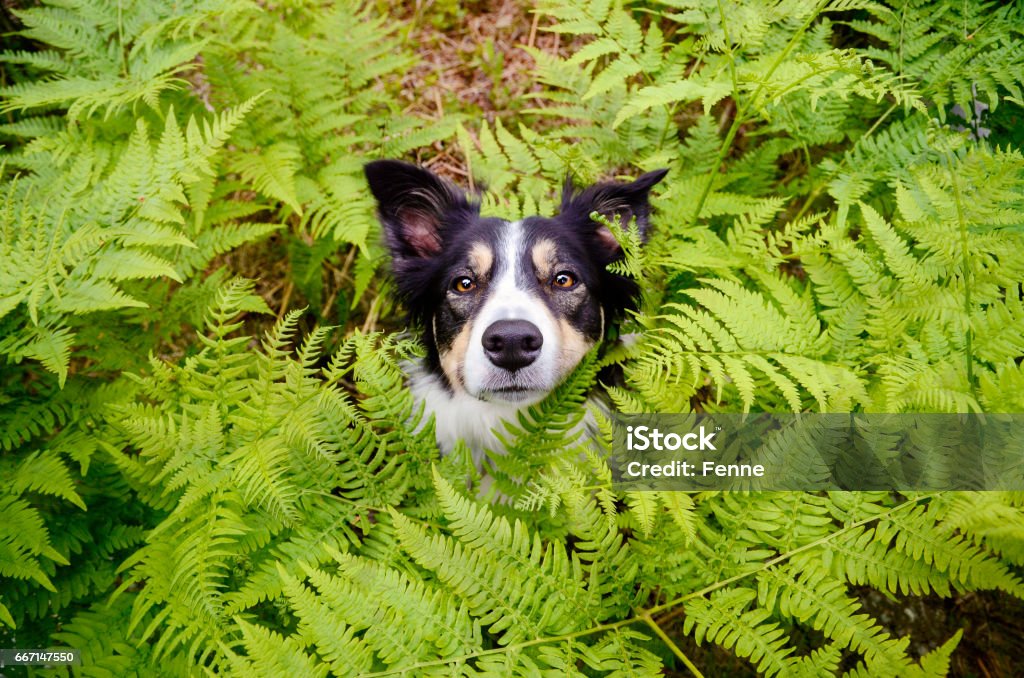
[626,425,718,451]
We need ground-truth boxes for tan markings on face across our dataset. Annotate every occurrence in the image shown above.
[439,321,473,393]
[557,317,594,374]
[468,242,494,277]
[531,239,557,281]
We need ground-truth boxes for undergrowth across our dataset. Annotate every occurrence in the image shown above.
[1,0,1023,676]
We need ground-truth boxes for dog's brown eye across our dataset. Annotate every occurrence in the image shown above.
[452,276,476,293]
[552,271,577,289]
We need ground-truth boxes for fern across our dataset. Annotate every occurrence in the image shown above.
[0,101,266,380]
[0,0,254,122]
[1,0,1022,675]
[201,2,459,249]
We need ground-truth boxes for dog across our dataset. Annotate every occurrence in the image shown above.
[364,160,667,467]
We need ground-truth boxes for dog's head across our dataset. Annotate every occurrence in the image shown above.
[365,160,667,405]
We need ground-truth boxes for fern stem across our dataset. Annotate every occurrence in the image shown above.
[309,490,440,529]
[640,611,705,677]
[686,0,743,226]
[357,493,937,677]
[862,101,901,142]
[715,0,738,103]
[662,52,709,149]
[948,157,977,400]
[690,0,830,227]
[357,616,642,678]
[791,101,900,224]
[649,492,936,622]
[117,0,128,77]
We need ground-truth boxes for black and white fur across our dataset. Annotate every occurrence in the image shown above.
[364,160,667,463]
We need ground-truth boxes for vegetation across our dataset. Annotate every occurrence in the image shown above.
[1,0,1022,675]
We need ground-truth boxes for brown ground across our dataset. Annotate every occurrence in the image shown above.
[394,0,580,182]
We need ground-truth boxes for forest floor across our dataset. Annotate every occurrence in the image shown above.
[395,0,577,182]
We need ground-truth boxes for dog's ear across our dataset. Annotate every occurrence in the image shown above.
[561,168,668,257]
[364,160,472,260]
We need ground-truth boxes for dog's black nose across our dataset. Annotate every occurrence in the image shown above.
[482,320,543,371]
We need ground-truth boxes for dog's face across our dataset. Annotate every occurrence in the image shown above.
[365,161,667,404]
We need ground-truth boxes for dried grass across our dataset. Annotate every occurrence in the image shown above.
[395,0,582,182]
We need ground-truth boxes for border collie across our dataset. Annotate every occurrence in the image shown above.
[364,160,667,466]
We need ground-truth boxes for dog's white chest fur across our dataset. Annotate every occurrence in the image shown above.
[407,362,533,466]
[406,359,612,474]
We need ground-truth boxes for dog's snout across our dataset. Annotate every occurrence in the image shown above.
[482,320,543,371]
